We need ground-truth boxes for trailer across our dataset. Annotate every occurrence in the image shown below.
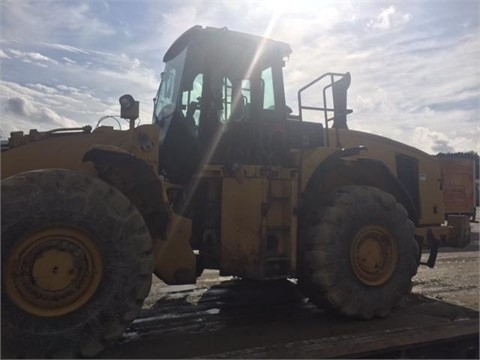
[101,271,479,359]
[437,153,479,222]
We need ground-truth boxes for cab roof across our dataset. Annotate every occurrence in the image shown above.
[163,25,292,63]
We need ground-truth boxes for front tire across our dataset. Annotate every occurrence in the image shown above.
[301,186,419,319]
[1,169,153,358]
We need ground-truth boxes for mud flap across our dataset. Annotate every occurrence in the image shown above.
[418,230,439,268]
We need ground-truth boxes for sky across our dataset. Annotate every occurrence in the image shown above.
[1,0,479,154]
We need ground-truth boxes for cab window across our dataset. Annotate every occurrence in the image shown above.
[261,67,275,110]
[221,78,251,123]
[181,73,203,132]
[153,46,187,142]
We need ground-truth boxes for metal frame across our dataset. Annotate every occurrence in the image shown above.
[297,72,352,147]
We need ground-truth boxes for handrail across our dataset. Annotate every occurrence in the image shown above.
[295,72,352,202]
[297,72,352,147]
[297,72,347,121]
[46,125,93,134]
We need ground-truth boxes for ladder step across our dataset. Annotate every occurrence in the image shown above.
[270,196,290,201]
[265,256,290,262]
[266,226,291,233]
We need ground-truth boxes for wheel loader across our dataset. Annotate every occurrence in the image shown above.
[1,25,471,358]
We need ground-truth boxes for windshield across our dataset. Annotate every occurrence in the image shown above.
[153,47,188,142]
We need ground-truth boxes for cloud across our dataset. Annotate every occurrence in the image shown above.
[1,39,160,126]
[0,0,478,155]
[4,97,34,116]
[432,139,455,154]
[0,81,95,134]
[26,83,58,94]
[56,84,81,92]
[2,95,79,133]
[7,49,59,67]
[44,43,90,54]
[412,127,456,154]
[368,6,411,30]
[62,57,77,65]
[0,49,11,59]
[1,0,115,43]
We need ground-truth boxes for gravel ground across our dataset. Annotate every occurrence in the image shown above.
[413,218,479,310]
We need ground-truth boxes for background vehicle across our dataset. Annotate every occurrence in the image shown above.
[436,152,479,222]
[1,25,471,358]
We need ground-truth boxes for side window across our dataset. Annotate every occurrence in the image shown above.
[261,67,275,110]
[241,80,251,104]
[154,69,176,122]
[162,70,176,101]
[181,73,203,128]
[222,78,251,123]
[221,77,232,123]
[153,46,187,129]
[176,74,203,137]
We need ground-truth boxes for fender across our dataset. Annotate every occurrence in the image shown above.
[303,147,419,225]
[83,145,171,240]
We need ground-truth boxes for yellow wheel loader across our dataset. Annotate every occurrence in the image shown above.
[1,25,471,358]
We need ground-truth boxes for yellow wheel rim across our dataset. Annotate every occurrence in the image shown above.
[350,225,398,286]
[5,227,103,317]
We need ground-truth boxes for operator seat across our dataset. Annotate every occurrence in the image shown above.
[228,95,247,122]
[185,100,199,135]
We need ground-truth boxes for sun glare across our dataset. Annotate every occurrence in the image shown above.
[265,0,330,15]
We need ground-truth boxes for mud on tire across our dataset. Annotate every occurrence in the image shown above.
[1,169,153,358]
[301,185,419,319]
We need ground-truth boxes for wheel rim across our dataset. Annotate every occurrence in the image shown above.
[350,225,398,286]
[5,227,103,317]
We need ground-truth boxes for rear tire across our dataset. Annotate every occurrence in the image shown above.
[301,186,419,319]
[1,169,153,358]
